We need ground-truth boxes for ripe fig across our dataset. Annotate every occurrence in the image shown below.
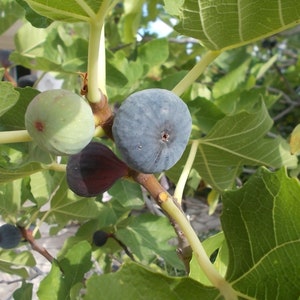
[0,224,22,249]
[17,74,37,87]
[112,88,192,173]
[93,230,109,247]
[25,89,95,156]
[66,141,129,197]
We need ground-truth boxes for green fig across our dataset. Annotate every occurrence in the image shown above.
[25,89,95,155]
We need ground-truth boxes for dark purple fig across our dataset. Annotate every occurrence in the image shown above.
[93,230,109,247]
[17,74,38,87]
[0,224,22,249]
[66,141,129,197]
[112,88,192,173]
[25,89,95,156]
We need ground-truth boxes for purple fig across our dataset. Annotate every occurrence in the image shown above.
[66,142,129,197]
[112,88,192,173]
[0,224,22,249]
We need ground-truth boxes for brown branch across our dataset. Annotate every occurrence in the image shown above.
[19,227,54,263]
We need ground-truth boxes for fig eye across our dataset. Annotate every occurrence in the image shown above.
[112,88,192,173]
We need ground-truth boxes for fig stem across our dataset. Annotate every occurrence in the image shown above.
[172,50,221,97]
[174,140,199,205]
[160,194,238,300]
[0,130,32,144]
[43,162,67,172]
[87,0,117,103]
[87,21,103,103]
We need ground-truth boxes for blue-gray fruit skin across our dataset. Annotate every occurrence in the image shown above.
[112,88,192,173]
[0,224,22,249]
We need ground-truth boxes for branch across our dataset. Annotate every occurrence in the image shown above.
[20,227,54,263]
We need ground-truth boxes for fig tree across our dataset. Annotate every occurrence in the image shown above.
[25,89,95,156]
[112,88,192,173]
[66,141,129,197]
[0,224,22,249]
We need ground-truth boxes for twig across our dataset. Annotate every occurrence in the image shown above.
[111,234,136,261]
[19,227,54,263]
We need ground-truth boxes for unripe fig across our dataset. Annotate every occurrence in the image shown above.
[66,141,129,197]
[25,89,95,156]
[112,88,192,173]
[0,224,22,249]
[93,230,109,247]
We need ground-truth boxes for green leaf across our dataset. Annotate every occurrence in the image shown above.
[16,0,52,28]
[189,232,228,285]
[13,282,33,300]
[0,82,20,117]
[38,241,92,300]
[0,179,22,217]
[24,0,104,22]
[108,179,144,210]
[138,38,169,73]
[121,0,144,43]
[116,213,184,270]
[43,175,101,229]
[222,167,300,299]
[37,260,67,300]
[0,87,39,130]
[189,98,225,134]
[175,1,300,50]
[0,161,43,184]
[84,262,219,300]
[212,58,251,99]
[0,0,24,35]
[11,22,89,74]
[0,250,35,278]
[60,241,92,289]
[194,102,297,191]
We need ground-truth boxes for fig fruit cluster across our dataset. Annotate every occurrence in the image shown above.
[67,141,129,197]
[25,89,95,156]
[0,224,22,249]
[112,88,192,173]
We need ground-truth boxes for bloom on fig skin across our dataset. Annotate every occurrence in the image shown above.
[67,141,129,197]
[112,88,192,173]
[0,224,22,249]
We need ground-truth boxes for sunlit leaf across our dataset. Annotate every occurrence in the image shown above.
[0,0,24,35]
[290,124,300,155]
[38,241,92,299]
[0,82,19,117]
[0,250,35,278]
[175,0,300,50]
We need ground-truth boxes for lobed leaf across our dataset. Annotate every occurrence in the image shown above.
[84,262,219,300]
[222,167,300,299]
[175,0,300,50]
[23,0,105,22]
[193,102,297,191]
